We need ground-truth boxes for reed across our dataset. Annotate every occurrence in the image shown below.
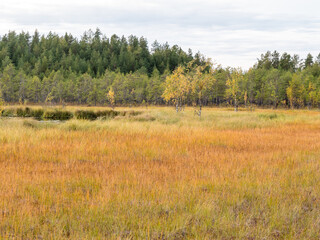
[0,106,320,239]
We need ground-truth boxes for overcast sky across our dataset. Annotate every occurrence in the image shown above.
[0,0,319,69]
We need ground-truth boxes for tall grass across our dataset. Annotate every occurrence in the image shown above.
[0,107,320,239]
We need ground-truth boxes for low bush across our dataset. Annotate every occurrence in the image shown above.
[16,107,33,117]
[96,110,120,118]
[8,107,45,119]
[32,109,45,120]
[1,107,142,121]
[43,110,73,120]
[75,110,98,120]
[75,109,130,120]
[1,108,15,117]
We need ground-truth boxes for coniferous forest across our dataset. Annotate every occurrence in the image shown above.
[1,29,320,109]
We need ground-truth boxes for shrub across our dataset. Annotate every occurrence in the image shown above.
[1,108,15,117]
[16,107,32,117]
[16,107,44,119]
[0,107,142,121]
[16,108,24,117]
[75,110,97,120]
[96,110,120,118]
[43,110,73,121]
[32,109,45,120]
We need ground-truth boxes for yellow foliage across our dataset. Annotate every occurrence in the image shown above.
[226,68,243,111]
[107,87,115,109]
[162,66,190,111]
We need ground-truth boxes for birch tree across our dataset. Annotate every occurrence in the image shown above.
[286,74,306,109]
[189,60,215,118]
[226,68,243,111]
[107,87,115,110]
[162,66,190,112]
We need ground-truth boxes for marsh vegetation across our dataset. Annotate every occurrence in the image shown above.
[1,106,320,239]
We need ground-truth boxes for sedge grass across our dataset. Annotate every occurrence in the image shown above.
[0,107,320,239]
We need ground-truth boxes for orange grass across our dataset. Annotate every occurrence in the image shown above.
[0,107,320,239]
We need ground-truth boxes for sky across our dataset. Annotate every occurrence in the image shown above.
[0,0,319,69]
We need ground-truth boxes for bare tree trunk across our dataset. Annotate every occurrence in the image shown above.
[199,98,202,118]
[179,98,183,112]
[234,97,238,112]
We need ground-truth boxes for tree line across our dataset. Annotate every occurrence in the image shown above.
[0,29,196,77]
[0,30,320,110]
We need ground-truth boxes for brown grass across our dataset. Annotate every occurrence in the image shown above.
[1,107,320,239]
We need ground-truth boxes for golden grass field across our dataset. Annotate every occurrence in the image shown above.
[1,106,320,239]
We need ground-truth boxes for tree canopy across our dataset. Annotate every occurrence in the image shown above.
[0,30,320,110]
